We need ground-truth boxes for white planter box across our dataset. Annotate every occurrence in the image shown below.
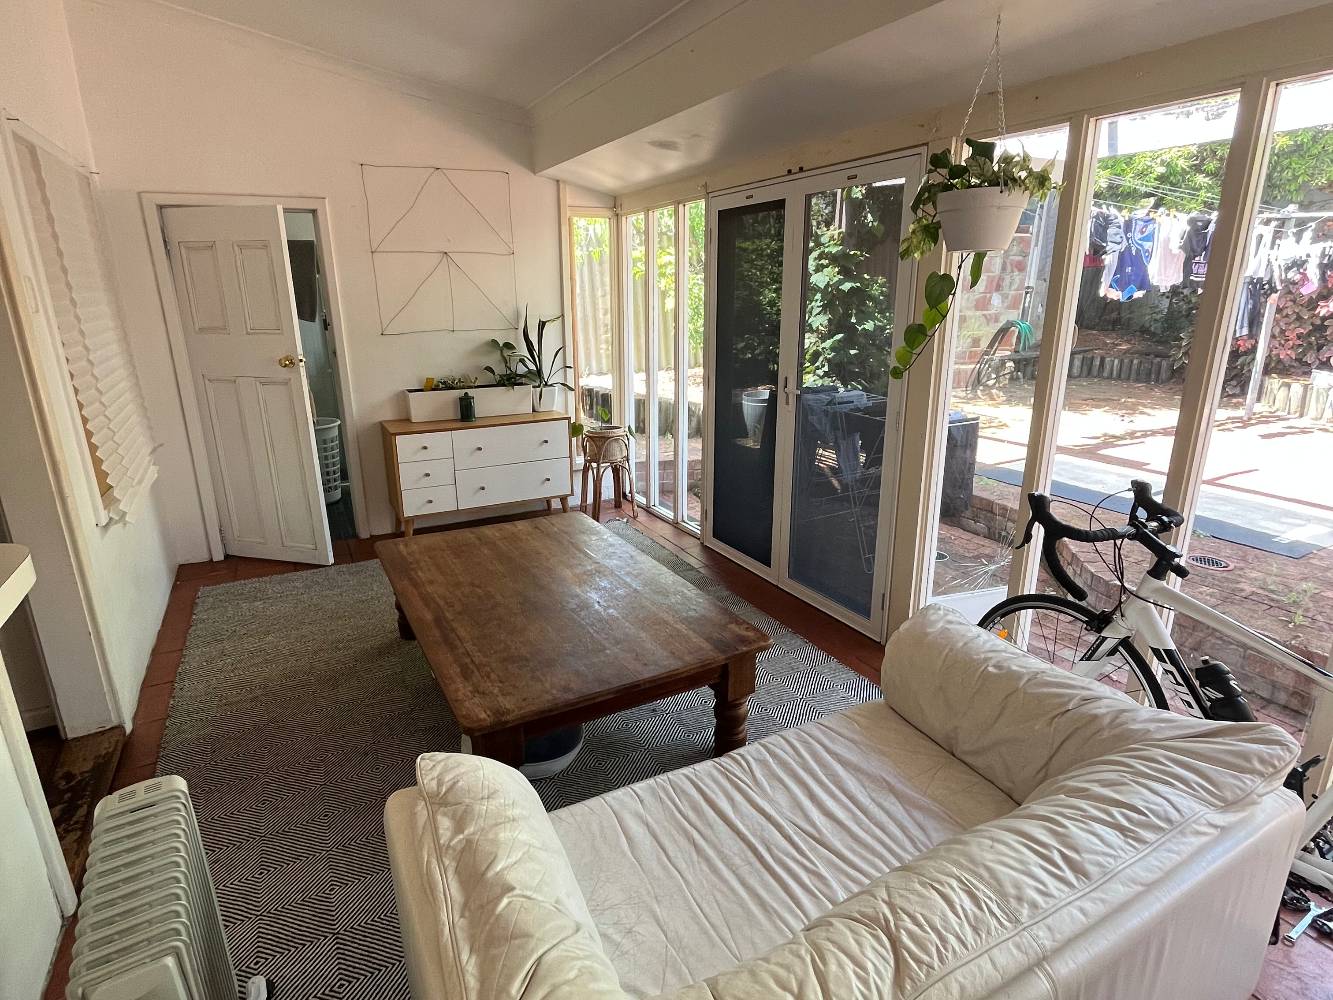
[404,386,534,422]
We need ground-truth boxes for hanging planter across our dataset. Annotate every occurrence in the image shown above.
[933,184,1031,252]
[890,13,1062,380]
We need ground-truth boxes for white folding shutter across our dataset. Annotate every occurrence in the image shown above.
[15,137,157,521]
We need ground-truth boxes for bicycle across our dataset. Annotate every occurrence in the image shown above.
[978,480,1333,939]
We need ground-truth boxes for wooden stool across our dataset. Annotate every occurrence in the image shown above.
[579,428,636,521]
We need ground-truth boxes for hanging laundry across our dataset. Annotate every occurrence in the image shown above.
[1184,213,1215,283]
[1150,213,1187,289]
[1106,213,1157,301]
[1243,224,1276,281]
[1089,207,1125,256]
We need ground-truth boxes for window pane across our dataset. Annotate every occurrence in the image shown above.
[1179,73,1333,741]
[1036,95,1239,619]
[627,213,648,496]
[928,127,1069,618]
[572,216,613,421]
[711,200,784,565]
[654,207,677,513]
[790,177,905,618]
[685,199,706,527]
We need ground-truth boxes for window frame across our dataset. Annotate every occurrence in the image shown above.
[564,205,621,430]
[0,117,119,528]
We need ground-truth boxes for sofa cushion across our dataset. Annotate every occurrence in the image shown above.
[549,698,1017,997]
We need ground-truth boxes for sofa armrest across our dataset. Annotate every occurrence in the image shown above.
[388,753,625,1000]
[880,604,1298,802]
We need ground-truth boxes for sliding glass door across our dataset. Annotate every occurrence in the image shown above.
[786,178,906,620]
[709,199,786,565]
[705,153,922,633]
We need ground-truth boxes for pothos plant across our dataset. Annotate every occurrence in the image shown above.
[891,139,1060,379]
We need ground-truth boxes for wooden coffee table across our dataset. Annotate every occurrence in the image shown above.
[375,514,770,768]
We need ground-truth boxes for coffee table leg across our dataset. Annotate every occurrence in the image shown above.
[472,726,524,768]
[395,600,415,641]
[712,651,756,755]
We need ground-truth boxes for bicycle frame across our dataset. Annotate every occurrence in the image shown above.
[1087,570,1333,892]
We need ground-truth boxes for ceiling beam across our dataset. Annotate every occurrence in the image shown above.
[531,0,945,173]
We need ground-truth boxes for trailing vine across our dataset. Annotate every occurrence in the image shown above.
[893,140,1061,379]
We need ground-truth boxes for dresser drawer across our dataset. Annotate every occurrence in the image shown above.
[396,430,454,463]
[455,457,571,509]
[397,457,454,490]
[401,484,459,517]
[453,421,567,470]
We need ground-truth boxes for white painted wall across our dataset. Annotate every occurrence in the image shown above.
[66,0,567,553]
[0,0,91,161]
[0,0,175,737]
[0,723,61,1000]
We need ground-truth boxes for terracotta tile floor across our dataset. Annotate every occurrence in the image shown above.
[42,508,1330,998]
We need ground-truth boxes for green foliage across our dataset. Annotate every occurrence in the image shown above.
[899,139,1060,262]
[571,405,634,438]
[1269,278,1333,370]
[801,184,901,394]
[891,139,1059,380]
[1095,125,1333,212]
[483,337,530,386]
[515,309,573,390]
[723,209,785,384]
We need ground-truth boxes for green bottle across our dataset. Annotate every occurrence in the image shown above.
[459,391,476,422]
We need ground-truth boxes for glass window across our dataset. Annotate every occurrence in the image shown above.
[711,200,785,565]
[684,199,706,527]
[927,126,1069,619]
[1178,73,1333,741]
[626,213,649,494]
[1034,94,1240,615]
[653,207,678,514]
[789,177,906,618]
[571,216,614,420]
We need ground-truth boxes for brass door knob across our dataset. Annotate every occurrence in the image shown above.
[278,354,304,368]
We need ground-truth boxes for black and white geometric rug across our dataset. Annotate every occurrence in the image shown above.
[157,521,881,999]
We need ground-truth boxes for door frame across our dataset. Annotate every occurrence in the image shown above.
[702,150,924,639]
[141,193,366,559]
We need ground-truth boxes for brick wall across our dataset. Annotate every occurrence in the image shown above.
[951,233,1034,390]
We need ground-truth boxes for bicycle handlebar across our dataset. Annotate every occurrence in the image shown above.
[1015,481,1187,602]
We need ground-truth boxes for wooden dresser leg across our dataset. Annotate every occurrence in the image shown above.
[396,600,416,641]
[712,651,756,755]
[403,517,414,539]
[472,726,525,768]
[545,498,553,512]
[559,496,569,512]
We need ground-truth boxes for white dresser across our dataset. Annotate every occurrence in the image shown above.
[381,412,573,536]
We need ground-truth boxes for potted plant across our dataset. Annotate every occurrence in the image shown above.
[571,406,633,465]
[892,139,1060,380]
[510,310,572,412]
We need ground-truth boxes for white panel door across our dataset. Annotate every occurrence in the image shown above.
[163,205,332,565]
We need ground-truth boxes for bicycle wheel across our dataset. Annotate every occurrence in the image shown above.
[979,594,1168,709]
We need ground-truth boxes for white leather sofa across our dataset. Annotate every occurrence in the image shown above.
[384,604,1303,1000]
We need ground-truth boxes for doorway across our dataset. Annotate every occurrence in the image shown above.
[704,152,923,637]
[147,196,362,563]
[283,210,354,541]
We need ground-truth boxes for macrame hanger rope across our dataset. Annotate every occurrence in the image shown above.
[958,11,1006,141]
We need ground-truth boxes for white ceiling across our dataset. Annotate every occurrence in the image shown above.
[547,0,1328,193]
[158,0,688,109]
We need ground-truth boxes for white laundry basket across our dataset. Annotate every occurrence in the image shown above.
[314,417,343,503]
